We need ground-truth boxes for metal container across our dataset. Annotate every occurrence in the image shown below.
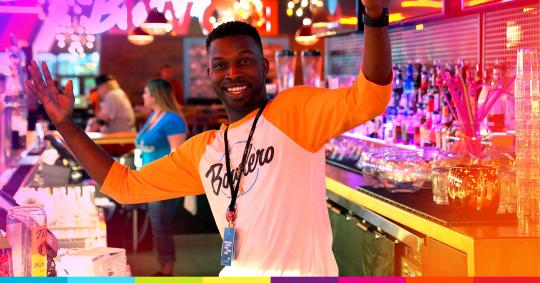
[6,205,47,276]
[0,93,13,173]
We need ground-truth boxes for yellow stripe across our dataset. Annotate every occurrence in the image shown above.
[203,277,270,283]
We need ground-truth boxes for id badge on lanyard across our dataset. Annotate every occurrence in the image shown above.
[220,101,266,267]
[220,226,236,266]
[220,210,237,266]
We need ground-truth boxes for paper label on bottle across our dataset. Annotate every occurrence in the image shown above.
[30,225,47,277]
[0,248,13,277]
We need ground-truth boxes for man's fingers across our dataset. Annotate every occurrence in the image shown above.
[64,80,73,97]
[25,79,52,105]
[24,79,38,97]
[42,61,55,87]
[28,61,46,90]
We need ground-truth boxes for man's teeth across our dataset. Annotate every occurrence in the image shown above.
[227,86,247,94]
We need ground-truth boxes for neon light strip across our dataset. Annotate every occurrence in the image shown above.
[0,6,41,14]
[401,0,443,8]
[466,0,496,6]
[389,13,405,23]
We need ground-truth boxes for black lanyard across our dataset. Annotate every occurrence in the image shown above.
[223,101,267,225]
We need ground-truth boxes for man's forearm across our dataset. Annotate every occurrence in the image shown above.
[362,8,392,85]
[55,119,115,185]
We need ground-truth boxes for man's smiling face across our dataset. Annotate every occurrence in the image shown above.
[207,34,269,119]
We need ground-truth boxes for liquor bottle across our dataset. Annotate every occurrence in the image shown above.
[406,108,416,145]
[429,111,441,147]
[392,66,404,110]
[439,104,452,151]
[420,110,432,147]
[413,103,425,146]
[487,64,506,132]
[393,107,405,144]
[401,110,409,144]
[403,63,415,110]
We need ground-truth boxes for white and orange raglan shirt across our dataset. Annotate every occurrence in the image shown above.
[101,70,391,276]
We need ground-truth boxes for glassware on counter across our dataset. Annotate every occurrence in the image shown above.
[356,147,387,177]
[301,49,322,87]
[33,120,49,151]
[379,149,431,193]
[275,49,297,93]
[6,205,47,276]
[431,134,475,205]
[447,165,499,214]
[475,148,516,214]
[515,48,540,234]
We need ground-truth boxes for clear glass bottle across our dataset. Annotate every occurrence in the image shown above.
[431,131,475,205]
[380,149,430,193]
[475,147,516,214]
[6,205,47,276]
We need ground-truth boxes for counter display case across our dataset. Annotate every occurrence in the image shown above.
[325,134,539,276]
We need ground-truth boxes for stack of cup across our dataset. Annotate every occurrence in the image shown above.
[514,48,540,235]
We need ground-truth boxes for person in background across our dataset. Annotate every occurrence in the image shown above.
[160,65,184,106]
[87,87,100,115]
[135,79,187,276]
[86,74,135,133]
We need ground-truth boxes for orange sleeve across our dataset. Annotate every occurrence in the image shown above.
[266,70,392,152]
[100,131,215,204]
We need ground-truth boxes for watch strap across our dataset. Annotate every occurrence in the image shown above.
[363,7,389,27]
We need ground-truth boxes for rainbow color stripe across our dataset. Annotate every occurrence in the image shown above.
[0,277,536,283]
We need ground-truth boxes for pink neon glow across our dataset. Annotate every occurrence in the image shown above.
[0,6,40,14]
[80,0,128,34]
[131,1,148,27]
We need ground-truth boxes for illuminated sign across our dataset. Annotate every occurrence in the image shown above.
[387,0,444,24]
[463,0,509,9]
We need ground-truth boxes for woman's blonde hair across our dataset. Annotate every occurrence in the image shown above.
[146,79,189,134]
[146,79,179,113]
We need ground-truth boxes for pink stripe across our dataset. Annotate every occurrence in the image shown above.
[0,6,40,14]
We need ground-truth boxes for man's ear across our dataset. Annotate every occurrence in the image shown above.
[263,58,270,77]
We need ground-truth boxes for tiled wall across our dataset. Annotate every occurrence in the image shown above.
[326,2,540,77]
[484,2,540,69]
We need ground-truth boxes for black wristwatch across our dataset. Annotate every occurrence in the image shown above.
[362,7,389,27]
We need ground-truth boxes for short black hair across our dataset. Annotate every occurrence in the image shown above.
[206,21,263,53]
[95,74,115,87]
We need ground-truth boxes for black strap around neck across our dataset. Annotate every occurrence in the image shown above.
[223,101,268,216]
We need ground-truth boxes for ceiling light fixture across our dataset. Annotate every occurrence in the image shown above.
[140,8,173,35]
[128,27,154,46]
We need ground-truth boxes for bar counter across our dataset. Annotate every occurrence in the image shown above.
[86,132,137,145]
[325,163,540,276]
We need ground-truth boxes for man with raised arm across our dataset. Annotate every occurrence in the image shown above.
[26,0,391,276]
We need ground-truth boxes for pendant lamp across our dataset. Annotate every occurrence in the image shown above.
[140,8,173,35]
[128,27,154,46]
[295,25,319,46]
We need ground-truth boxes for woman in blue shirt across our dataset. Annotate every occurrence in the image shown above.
[135,79,187,276]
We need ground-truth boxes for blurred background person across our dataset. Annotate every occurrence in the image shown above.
[160,64,183,107]
[87,87,100,116]
[135,79,187,276]
[86,74,135,133]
